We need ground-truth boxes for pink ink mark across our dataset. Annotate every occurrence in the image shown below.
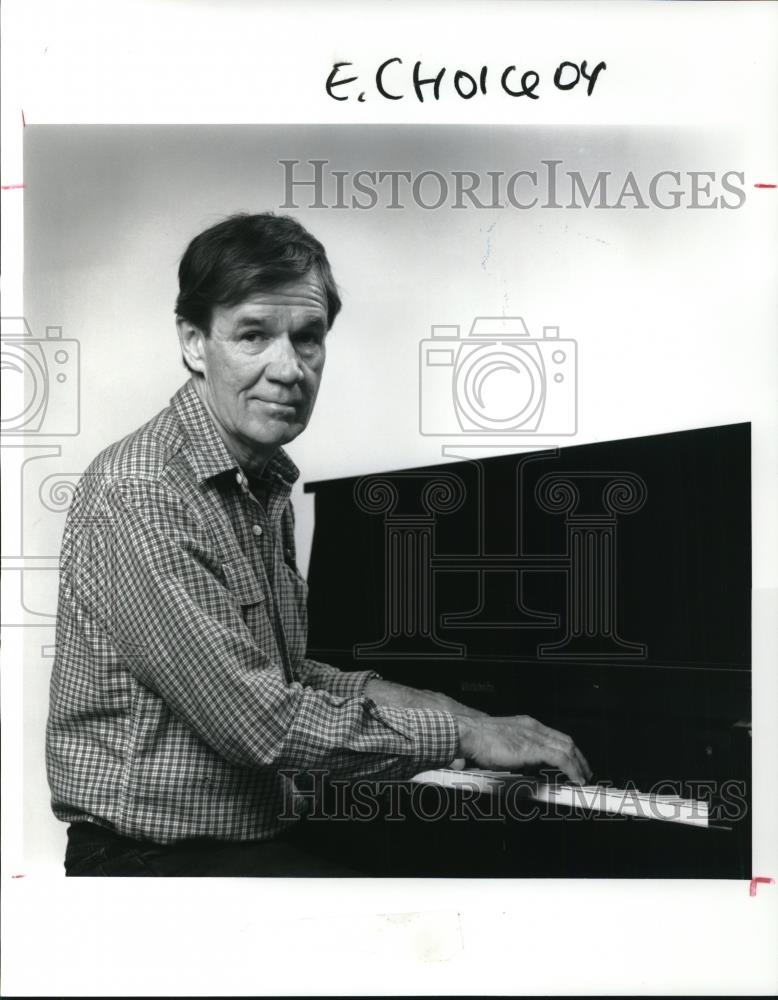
[11,873,26,879]
[753,183,776,189]
[749,876,774,896]
[1,184,25,191]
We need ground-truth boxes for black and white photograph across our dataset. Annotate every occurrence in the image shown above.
[2,1,777,996]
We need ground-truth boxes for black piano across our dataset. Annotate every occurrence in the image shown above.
[303,424,751,878]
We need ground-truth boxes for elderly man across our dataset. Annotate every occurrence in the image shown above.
[47,213,590,876]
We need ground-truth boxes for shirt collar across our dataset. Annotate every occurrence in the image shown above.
[170,379,300,489]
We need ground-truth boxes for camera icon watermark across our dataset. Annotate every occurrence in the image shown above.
[419,316,577,439]
[1,316,80,436]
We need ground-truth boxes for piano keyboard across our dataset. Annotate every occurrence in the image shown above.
[410,768,710,828]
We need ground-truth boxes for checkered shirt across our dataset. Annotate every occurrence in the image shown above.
[46,380,458,844]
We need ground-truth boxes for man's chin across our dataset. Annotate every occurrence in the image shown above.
[247,420,304,450]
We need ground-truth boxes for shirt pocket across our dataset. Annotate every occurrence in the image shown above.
[221,557,272,649]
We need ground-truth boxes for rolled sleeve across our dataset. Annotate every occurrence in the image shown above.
[297,658,381,699]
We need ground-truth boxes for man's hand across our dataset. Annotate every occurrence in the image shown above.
[456,714,592,785]
[364,678,487,720]
[364,679,591,783]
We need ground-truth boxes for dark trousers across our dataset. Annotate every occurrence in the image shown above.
[64,819,365,877]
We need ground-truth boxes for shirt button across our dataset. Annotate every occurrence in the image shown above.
[252,524,263,537]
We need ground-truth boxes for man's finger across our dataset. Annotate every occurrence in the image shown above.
[533,744,585,785]
[551,746,588,785]
[572,745,593,781]
[534,724,592,782]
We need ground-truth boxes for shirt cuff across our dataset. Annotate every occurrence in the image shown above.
[329,668,382,699]
[362,701,460,776]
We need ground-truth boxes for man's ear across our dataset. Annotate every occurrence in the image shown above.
[176,317,206,374]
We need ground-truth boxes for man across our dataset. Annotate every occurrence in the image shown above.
[47,212,590,876]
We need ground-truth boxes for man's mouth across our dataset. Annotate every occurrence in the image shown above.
[252,398,298,415]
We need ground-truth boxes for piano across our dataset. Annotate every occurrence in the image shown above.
[303,423,751,877]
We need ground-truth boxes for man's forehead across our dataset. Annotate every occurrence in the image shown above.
[228,271,328,319]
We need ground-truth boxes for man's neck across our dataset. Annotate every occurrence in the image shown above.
[191,376,274,479]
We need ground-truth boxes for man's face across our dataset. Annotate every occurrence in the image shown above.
[179,270,328,469]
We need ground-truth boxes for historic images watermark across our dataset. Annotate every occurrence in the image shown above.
[351,460,648,664]
[1,317,83,652]
[340,271,649,662]
[277,769,748,826]
[0,317,145,661]
[279,159,748,212]
[419,317,577,439]
[1,317,80,436]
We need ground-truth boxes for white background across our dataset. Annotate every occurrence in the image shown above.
[2,1,777,996]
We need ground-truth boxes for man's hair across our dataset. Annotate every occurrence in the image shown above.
[175,213,341,368]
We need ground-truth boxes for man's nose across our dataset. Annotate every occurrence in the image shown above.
[264,334,303,383]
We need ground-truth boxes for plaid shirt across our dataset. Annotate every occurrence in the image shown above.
[46,380,458,844]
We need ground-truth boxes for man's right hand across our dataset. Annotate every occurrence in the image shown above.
[456,714,592,785]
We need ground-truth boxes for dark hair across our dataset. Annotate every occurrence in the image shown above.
[175,212,341,349]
